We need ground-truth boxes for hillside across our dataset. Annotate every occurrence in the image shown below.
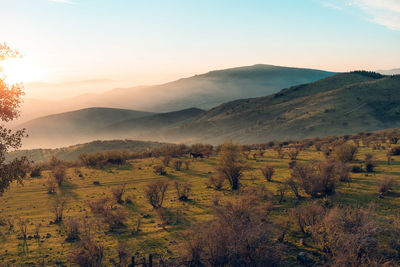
[172,72,400,143]
[17,64,335,123]
[6,139,167,162]
[18,107,154,148]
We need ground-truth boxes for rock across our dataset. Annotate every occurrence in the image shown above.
[93,181,101,185]
[379,193,384,198]
[297,252,313,264]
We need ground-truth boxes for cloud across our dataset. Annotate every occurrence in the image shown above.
[49,0,76,4]
[323,0,400,30]
[351,0,400,30]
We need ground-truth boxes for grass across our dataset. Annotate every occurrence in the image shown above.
[1,144,400,265]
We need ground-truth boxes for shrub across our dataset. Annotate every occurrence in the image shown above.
[351,165,363,173]
[260,164,275,182]
[291,202,324,234]
[17,217,28,240]
[30,165,42,177]
[52,165,67,186]
[161,156,172,167]
[46,177,57,194]
[216,142,247,190]
[365,153,376,172]
[287,148,300,160]
[172,159,183,171]
[111,185,126,204]
[390,146,400,156]
[309,206,387,266]
[378,176,396,195]
[69,232,104,267]
[144,180,169,209]
[334,144,357,163]
[53,197,67,223]
[336,162,351,183]
[174,181,192,201]
[207,174,225,190]
[102,207,127,231]
[290,161,339,198]
[179,192,281,266]
[153,165,167,175]
[88,197,109,214]
[65,217,81,241]
[184,160,190,170]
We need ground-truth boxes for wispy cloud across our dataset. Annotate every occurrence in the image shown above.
[49,0,76,4]
[322,0,400,30]
[351,0,400,30]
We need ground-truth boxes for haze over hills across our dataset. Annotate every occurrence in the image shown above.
[174,72,400,143]
[18,107,154,148]
[377,68,400,75]
[7,139,167,162]
[18,64,335,123]
[17,71,400,148]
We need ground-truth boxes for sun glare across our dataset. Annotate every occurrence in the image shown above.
[0,57,46,84]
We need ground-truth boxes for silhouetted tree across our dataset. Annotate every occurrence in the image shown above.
[0,44,28,196]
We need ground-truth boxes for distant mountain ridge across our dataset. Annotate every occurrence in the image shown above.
[18,64,335,123]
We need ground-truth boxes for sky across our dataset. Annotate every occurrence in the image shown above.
[0,0,399,97]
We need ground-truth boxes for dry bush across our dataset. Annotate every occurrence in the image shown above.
[390,146,400,156]
[46,177,57,194]
[117,241,131,267]
[179,191,281,266]
[79,150,128,168]
[309,206,390,266]
[102,207,127,231]
[111,184,126,204]
[184,160,190,170]
[161,156,172,167]
[65,217,81,241]
[334,144,358,163]
[52,165,67,186]
[17,217,28,240]
[30,165,42,177]
[378,176,396,195]
[33,223,41,239]
[68,232,104,267]
[144,180,169,209]
[287,148,300,160]
[274,146,284,159]
[87,196,109,214]
[174,181,192,201]
[172,159,183,171]
[131,218,141,235]
[153,165,167,176]
[216,142,248,190]
[207,174,225,190]
[260,164,275,182]
[365,153,376,173]
[285,177,301,199]
[53,197,67,223]
[291,201,324,234]
[290,161,339,198]
[336,162,352,184]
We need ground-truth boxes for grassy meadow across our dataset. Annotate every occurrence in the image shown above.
[1,136,400,266]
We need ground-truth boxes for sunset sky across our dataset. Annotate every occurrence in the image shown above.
[0,0,399,97]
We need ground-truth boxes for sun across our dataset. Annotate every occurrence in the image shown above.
[0,57,46,84]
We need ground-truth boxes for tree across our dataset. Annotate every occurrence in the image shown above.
[0,44,27,196]
[216,142,247,190]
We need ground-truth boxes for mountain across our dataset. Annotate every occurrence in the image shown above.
[171,71,400,144]
[377,68,400,75]
[18,107,154,148]
[17,64,335,123]
[6,139,167,162]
